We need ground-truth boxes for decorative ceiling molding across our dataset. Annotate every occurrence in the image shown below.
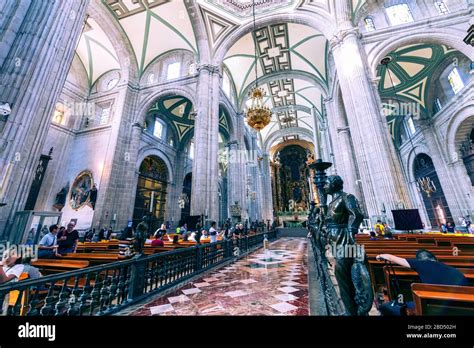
[103,0,198,76]
[200,6,238,48]
[105,0,170,19]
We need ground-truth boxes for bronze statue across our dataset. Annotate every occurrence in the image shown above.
[321,175,373,316]
[53,184,69,211]
[134,216,149,254]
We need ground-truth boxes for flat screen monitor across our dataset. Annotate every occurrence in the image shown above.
[391,209,423,230]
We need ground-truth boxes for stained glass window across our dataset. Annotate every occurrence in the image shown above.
[448,68,464,94]
[167,62,181,80]
[386,4,414,25]
[364,17,376,32]
[434,1,449,15]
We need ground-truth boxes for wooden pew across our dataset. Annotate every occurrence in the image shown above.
[31,259,90,274]
[411,283,474,315]
[60,253,120,264]
[367,259,474,295]
[383,266,474,302]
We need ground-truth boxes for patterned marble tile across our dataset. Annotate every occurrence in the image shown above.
[127,238,309,316]
[270,302,299,313]
[182,288,201,295]
[239,279,258,285]
[150,304,174,315]
[224,290,249,298]
[280,280,301,286]
[278,286,300,293]
[168,295,190,304]
[273,293,298,302]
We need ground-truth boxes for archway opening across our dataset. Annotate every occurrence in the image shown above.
[180,173,192,224]
[414,153,452,228]
[133,155,169,232]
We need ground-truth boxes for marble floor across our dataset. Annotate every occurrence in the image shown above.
[127,238,309,316]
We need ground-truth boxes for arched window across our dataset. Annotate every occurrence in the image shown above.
[434,1,449,15]
[406,116,416,135]
[153,118,164,139]
[364,17,376,32]
[447,67,465,94]
[188,139,195,159]
[385,3,414,25]
[167,62,181,80]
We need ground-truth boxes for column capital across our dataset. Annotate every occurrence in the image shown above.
[197,63,221,76]
[226,140,239,149]
[337,126,350,134]
[329,27,360,50]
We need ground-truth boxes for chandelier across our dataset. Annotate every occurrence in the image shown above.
[246,87,271,131]
[245,0,272,131]
[417,177,436,197]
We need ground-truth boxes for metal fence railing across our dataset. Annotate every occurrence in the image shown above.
[0,230,276,316]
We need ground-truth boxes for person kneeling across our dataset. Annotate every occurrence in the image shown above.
[376,249,468,315]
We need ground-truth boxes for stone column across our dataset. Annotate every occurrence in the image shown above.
[89,87,140,230]
[330,24,411,220]
[165,151,187,228]
[226,140,239,212]
[190,64,220,222]
[260,153,274,222]
[0,0,89,236]
[324,96,364,206]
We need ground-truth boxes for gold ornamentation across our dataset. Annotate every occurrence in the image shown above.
[246,87,272,131]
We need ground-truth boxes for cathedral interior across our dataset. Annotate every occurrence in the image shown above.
[0,0,474,322]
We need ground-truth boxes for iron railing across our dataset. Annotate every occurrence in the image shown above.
[0,231,275,316]
[308,233,347,316]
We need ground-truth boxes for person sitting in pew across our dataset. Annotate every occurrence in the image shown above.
[57,223,79,255]
[38,225,60,259]
[172,235,180,244]
[376,249,469,315]
[0,248,25,285]
[188,231,197,242]
[151,234,164,247]
[21,256,42,280]
[369,231,377,241]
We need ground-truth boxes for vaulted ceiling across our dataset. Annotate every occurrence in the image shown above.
[377,43,459,143]
[224,22,328,146]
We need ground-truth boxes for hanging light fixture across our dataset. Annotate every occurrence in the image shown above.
[380,56,437,198]
[245,0,272,131]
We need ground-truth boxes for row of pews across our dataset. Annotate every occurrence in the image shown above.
[356,233,474,315]
[7,235,230,314]
[28,235,224,274]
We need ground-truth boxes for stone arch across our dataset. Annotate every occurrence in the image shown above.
[406,144,432,182]
[446,105,474,162]
[87,1,139,84]
[213,11,336,64]
[136,146,175,183]
[135,85,198,125]
[367,29,474,78]
[263,127,314,153]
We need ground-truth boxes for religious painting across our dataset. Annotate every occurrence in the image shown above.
[69,171,94,210]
